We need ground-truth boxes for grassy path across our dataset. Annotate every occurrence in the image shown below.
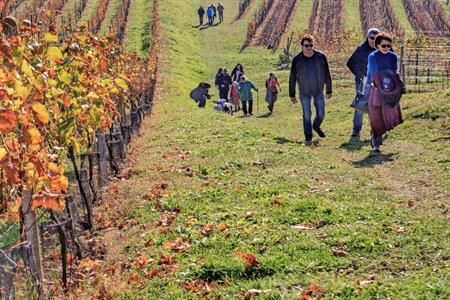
[123,0,153,55]
[78,0,100,24]
[389,0,415,37]
[84,0,449,298]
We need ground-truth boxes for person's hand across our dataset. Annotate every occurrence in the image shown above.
[326,93,332,100]
[290,97,297,104]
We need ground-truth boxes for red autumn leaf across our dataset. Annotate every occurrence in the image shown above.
[99,58,108,70]
[218,223,228,231]
[199,224,214,236]
[0,109,17,133]
[271,198,282,206]
[301,283,324,300]
[237,251,260,268]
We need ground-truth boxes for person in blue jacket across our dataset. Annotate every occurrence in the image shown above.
[237,76,258,117]
[346,28,380,138]
[207,6,214,25]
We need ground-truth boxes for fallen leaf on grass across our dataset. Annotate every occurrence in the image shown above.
[181,279,216,293]
[259,245,268,253]
[243,289,272,299]
[291,219,327,231]
[332,249,348,257]
[356,274,376,286]
[128,272,140,283]
[145,239,154,247]
[301,283,323,300]
[218,223,228,231]
[133,255,148,269]
[291,224,316,230]
[271,198,282,206]
[164,239,191,253]
[199,224,214,236]
[159,226,171,234]
[236,251,260,268]
[392,226,406,233]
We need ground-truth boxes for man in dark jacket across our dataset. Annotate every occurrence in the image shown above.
[217,3,225,23]
[346,27,380,137]
[198,6,205,25]
[216,68,232,100]
[289,35,332,145]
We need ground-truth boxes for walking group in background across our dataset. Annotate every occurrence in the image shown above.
[190,24,404,155]
[198,3,225,26]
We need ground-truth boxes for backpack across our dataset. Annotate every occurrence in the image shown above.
[267,77,278,94]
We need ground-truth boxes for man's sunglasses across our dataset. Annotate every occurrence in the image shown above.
[303,44,313,48]
[368,36,376,40]
[380,44,391,49]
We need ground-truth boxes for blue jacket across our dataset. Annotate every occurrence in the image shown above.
[237,80,257,102]
[207,7,214,17]
[366,51,398,85]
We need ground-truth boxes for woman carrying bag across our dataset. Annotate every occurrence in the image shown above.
[265,73,281,113]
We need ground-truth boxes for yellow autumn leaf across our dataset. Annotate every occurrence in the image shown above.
[48,162,61,175]
[24,127,42,145]
[44,32,58,42]
[31,102,50,125]
[72,139,81,155]
[87,91,99,99]
[46,46,63,62]
[114,78,128,91]
[59,175,69,191]
[15,81,28,100]
[0,147,7,162]
[22,60,34,78]
[59,70,72,85]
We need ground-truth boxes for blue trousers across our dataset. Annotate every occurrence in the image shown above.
[353,78,364,135]
[299,93,325,141]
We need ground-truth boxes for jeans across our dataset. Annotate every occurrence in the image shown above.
[267,93,278,112]
[242,99,253,115]
[352,78,364,135]
[219,87,229,100]
[208,16,213,25]
[299,93,325,141]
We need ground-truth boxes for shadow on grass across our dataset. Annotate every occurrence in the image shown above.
[352,152,398,168]
[257,112,272,118]
[339,137,370,151]
[199,23,220,31]
[273,136,312,146]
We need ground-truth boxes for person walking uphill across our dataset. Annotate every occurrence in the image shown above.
[289,35,332,145]
[265,73,281,113]
[198,6,205,26]
[216,68,232,100]
[207,6,214,25]
[366,32,403,155]
[217,3,225,23]
[347,28,380,138]
[237,76,258,117]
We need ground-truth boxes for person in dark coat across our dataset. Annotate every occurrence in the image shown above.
[346,28,380,138]
[217,3,225,23]
[190,82,211,108]
[366,32,403,155]
[216,68,232,100]
[198,6,206,25]
[289,35,332,145]
[231,63,244,82]
[215,68,223,93]
[210,3,217,22]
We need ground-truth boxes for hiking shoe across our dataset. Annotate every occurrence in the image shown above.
[305,140,313,146]
[314,127,326,138]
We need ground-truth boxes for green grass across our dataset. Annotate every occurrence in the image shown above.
[286,0,314,37]
[78,0,100,25]
[76,0,449,298]
[389,0,416,37]
[343,0,362,33]
[98,0,123,36]
[123,0,153,56]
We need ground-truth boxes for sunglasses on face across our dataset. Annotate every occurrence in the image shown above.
[369,36,376,40]
[303,44,313,48]
[380,44,391,49]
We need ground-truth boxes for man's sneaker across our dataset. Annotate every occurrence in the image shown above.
[305,140,313,146]
[314,127,326,138]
